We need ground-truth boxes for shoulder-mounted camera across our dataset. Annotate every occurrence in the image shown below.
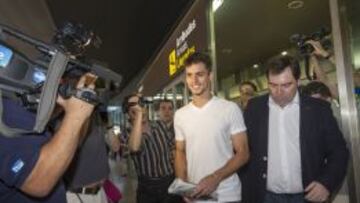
[290,27,331,55]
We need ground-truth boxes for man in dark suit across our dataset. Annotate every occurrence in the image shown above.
[241,55,349,203]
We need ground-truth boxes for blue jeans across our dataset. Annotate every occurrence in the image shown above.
[263,191,305,203]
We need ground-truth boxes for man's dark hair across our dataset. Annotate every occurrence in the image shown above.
[155,98,174,111]
[266,55,301,80]
[302,81,332,98]
[159,99,173,109]
[240,81,258,92]
[122,93,138,114]
[184,52,212,71]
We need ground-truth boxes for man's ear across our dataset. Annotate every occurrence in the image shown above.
[210,71,214,82]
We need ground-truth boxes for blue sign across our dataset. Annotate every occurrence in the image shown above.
[0,44,13,68]
[355,88,360,95]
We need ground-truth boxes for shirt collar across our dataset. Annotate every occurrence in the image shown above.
[269,90,300,107]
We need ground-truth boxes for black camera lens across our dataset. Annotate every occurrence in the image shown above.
[302,44,314,55]
[127,102,138,107]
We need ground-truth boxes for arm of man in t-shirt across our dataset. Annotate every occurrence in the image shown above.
[20,73,96,197]
[175,140,187,181]
[191,131,249,199]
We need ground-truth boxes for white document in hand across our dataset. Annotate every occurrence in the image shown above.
[168,178,218,201]
[168,178,196,196]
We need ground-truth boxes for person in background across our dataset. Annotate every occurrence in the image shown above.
[158,99,175,129]
[123,94,183,203]
[302,81,333,102]
[306,40,338,98]
[302,80,343,130]
[238,81,258,110]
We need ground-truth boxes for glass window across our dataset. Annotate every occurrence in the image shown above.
[342,0,360,115]
[175,82,186,109]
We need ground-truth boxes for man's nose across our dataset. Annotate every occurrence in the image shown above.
[192,76,199,84]
[275,86,283,94]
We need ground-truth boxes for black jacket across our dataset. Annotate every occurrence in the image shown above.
[240,94,349,203]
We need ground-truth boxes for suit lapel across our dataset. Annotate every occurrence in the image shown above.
[260,95,270,155]
[300,95,312,183]
[299,96,311,151]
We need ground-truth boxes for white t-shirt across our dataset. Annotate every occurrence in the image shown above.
[174,96,246,202]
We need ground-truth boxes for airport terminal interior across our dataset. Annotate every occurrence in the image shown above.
[0,0,359,202]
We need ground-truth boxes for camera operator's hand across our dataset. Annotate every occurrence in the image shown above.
[129,104,143,119]
[127,95,148,152]
[57,73,97,120]
[306,40,330,58]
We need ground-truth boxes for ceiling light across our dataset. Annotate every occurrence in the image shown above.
[281,51,288,56]
[287,0,304,9]
[213,0,224,12]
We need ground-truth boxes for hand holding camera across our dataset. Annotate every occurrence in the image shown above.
[57,73,97,120]
[306,40,331,59]
[127,98,144,119]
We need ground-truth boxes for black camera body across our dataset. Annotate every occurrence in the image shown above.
[0,22,122,107]
[290,27,331,55]
[53,21,101,56]
[123,96,152,113]
[0,22,122,135]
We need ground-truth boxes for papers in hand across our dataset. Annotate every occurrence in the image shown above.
[168,178,217,201]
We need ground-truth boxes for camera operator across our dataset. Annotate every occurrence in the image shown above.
[305,36,360,106]
[305,39,340,99]
[0,73,96,202]
[123,94,183,203]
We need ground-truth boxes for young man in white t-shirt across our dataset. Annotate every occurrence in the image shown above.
[174,52,250,203]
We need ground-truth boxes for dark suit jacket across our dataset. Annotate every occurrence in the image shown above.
[240,94,349,203]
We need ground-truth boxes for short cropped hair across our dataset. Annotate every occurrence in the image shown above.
[266,55,301,80]
[302,81,332,98]
[184,52,212,71]
[240,81,258,92]
[156,99,174,111]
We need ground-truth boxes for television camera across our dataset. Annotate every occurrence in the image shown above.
[290,27,332,80]
[0,22,122,135]
[290,27,332,56]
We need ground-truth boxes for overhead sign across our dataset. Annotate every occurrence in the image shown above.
[169,19,197,76]
[141,0,209,96]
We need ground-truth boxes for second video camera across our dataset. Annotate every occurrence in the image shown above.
[290,27,331,55]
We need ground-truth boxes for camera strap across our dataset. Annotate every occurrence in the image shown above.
[34,51,69,133]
